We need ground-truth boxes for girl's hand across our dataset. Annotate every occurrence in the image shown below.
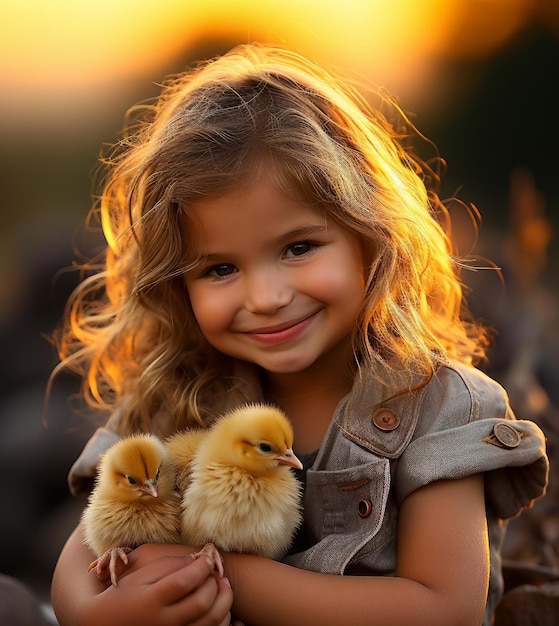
[80,546,232,626]
[52,527,233,626]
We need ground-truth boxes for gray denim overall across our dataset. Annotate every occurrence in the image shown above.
[283,362,548,624]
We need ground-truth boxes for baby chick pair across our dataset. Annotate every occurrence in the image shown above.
[82,404,303,587]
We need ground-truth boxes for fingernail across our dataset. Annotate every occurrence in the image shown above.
[202,555,214,569]
[222,577,231,588]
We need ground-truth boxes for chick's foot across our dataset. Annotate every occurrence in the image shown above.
[88,546,133,587]
[191,543,224,578]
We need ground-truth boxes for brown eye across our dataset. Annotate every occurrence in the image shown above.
[127,476,137,485]
[258,442,273,453]
[287,242,312,256]
[215,264,235,276]
[204,263,237,278]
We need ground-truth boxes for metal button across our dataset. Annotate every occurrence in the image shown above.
[372,408,400,431]
[358,499,372,518]
[493,423,521,449]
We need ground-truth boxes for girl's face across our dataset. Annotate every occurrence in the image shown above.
[183,172,366,375]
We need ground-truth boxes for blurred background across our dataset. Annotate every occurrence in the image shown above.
[1,0,558,612]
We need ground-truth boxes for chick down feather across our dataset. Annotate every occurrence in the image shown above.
[82,433,182,585]
[174,403,303,560]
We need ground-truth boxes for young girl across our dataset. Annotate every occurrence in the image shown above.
[51,43,548,626]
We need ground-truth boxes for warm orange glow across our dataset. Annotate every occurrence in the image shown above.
[0,0,537,128]
[1,0,450,87]
[435,0,533,59]
[0,1,192,85]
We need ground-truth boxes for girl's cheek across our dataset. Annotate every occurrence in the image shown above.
[185,284,209,327]
[190,289,234,334]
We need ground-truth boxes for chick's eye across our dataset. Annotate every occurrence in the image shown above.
[258,442,273,453]
[155,468,160,481]
[126,476,137,485]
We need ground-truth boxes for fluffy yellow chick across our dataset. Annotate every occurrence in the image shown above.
[175,403,303,561]
[82,433,182,586]
[165,428,208,494]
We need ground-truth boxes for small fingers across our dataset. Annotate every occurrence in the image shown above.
[85,550,234,626]
[155,552,218,605]
[154,554,233,624]
[173,571,234,626]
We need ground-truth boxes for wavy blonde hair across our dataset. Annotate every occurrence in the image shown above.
[54,43,488,433]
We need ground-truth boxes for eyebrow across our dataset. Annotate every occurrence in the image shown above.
[199,223,329,261]
[273,223,329,243]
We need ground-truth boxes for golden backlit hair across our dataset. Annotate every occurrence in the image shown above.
[54,43,488,433]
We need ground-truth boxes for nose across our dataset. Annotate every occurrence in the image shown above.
[244,267,293,314]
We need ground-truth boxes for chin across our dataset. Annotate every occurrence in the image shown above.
[256,354,319,374]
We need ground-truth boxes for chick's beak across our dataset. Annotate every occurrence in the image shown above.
[276,449,303,470]
[139,479,158,498]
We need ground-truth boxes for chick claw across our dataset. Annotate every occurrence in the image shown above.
[190,543,224,578]
[88,546,132,587]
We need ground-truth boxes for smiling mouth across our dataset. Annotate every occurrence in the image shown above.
[243,310,321,344]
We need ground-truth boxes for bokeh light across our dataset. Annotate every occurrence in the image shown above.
[0,0,539,129]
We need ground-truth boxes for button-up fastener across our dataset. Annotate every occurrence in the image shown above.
[483,422,522,449]
[358,499,373,518]
[372,408,400,431]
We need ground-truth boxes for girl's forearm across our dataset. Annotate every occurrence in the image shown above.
[51,525,106,625]
[224,477,488,626]
[224,553,472,626]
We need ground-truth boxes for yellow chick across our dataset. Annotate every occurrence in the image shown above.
[173,403,303,562]
[82,433,182,586]
[165,428,208,494]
